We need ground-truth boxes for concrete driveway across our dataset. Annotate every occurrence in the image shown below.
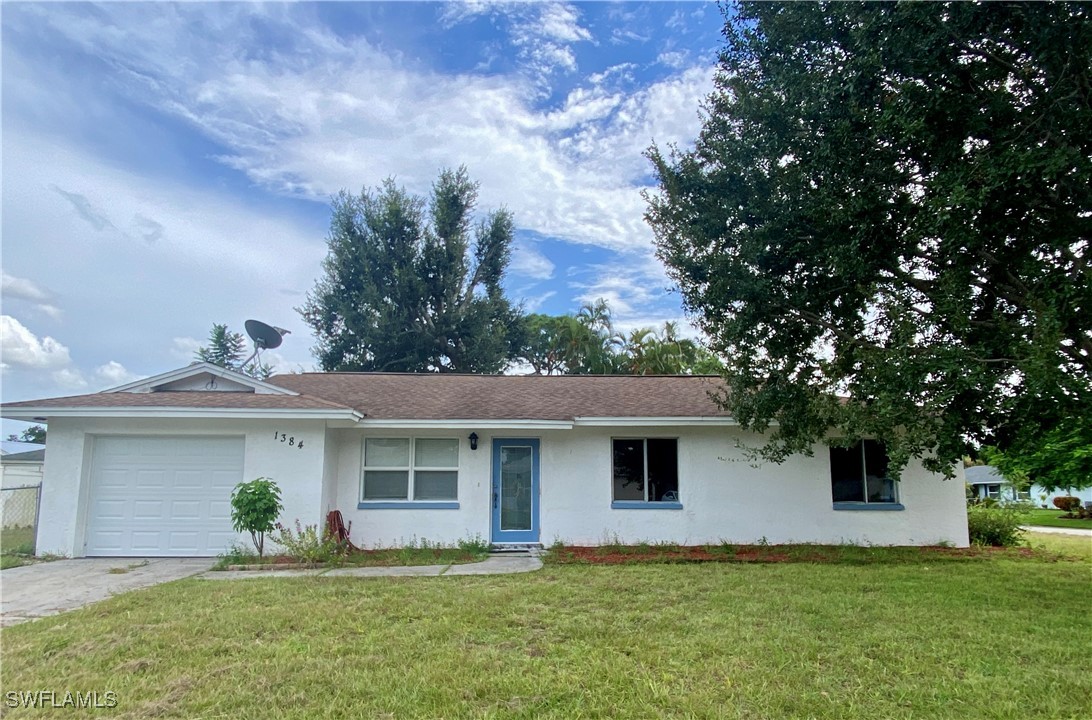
[1,558,211,627]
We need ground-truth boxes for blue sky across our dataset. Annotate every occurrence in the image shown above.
[1,1,723,425]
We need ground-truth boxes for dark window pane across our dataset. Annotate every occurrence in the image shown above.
[414,471,458,500]
[363,470,409,500]
[613,439,645,501]
[863,440,895,502]
[830,444,864,502]
[863,440,889,480]
[646,439,679,502]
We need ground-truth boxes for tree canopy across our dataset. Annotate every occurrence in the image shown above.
[300,168,520,373]
[6,425,46,444]
[645,2,1091,484]
[195,323,271,380]
[514,299,722,376]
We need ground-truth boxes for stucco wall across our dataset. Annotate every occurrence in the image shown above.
[37,417,329,557]
[330,426,969,548]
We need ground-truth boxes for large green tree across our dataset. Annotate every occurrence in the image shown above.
[646,2,1091,482]
[300,168,520,373]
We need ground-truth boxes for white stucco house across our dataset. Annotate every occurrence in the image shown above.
[0,363,969,557]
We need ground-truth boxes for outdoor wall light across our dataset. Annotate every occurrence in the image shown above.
[468,432,479,451]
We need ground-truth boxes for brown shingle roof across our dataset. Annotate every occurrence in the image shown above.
[1,374,730,420]
[268,373,729,420]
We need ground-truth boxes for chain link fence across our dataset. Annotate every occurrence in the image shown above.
[1,484,41,555]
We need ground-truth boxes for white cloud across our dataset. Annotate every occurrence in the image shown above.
[5,4,713,256]
[171,337,203,362]
[0,315,72,370]
[441,2,593,80]
[94,361,140,387]
[510,242,555,280]
[522,290,557,313]
[51,367,89,390]
[1,272,63,320]
[657,51,689,70]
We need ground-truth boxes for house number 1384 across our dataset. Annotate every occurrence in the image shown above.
[274,432,304,450]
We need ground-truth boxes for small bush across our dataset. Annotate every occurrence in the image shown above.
[270,520,341,564]
[1053,496,1081,515]
[967,504,1027,547]
[230,478,283,559]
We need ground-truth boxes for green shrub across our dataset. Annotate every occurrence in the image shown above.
[269,520,341,564]
[230,478,283,559]
[1053,496,1081,515]
[967,504,1027,547]
[213,542,259,570]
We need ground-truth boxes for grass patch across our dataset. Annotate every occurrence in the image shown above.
[1025,531,1092,559]
[1022,508,1092,530]
[0,554,27,570]
[1,526,35,556]
[2,549,1089,718]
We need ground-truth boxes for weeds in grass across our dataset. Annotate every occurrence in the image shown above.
[107,561,148,575]
[456,534,490,556]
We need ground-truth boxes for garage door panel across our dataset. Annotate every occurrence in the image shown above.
[209,499,232,519]
[173,469,206,490]
[132,500,164,520]
[209,470,241,489]
[136,470,168,489]
[92,499,128,520]
[86,436,244,556]
[96,470,131,491]
[170,500,203,520]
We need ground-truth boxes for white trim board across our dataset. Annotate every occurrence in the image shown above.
[0,407,363,422]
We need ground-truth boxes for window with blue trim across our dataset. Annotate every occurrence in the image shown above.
[830,440,898,505]
[362,438,459,501]
[612,438,679,503]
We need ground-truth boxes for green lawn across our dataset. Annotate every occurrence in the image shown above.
[1,526,36,556]
[1025,531,1092,558]
[1022,508,1092,530]
[2,546,1088,719]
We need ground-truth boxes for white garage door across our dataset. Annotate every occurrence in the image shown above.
[86,436,244,556]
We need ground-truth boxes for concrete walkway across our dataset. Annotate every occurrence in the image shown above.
[199,553,543,581]
[1,558,211,627]
[1023,525,1092,537]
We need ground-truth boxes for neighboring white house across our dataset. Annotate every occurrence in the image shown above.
[1,440,44,456]
[966,465,1092,507]
[0,363,969,557]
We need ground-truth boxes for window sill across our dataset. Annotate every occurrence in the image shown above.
[358,501,460,510]
[611,501,684,510]
[832,502,905,512]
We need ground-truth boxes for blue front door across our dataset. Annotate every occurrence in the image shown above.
[491,438,540,544]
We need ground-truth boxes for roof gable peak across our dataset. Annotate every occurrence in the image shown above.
[104,362,298,396]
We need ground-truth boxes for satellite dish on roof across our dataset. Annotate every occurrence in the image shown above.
[245,319,286,350]
[239,319,290,370]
